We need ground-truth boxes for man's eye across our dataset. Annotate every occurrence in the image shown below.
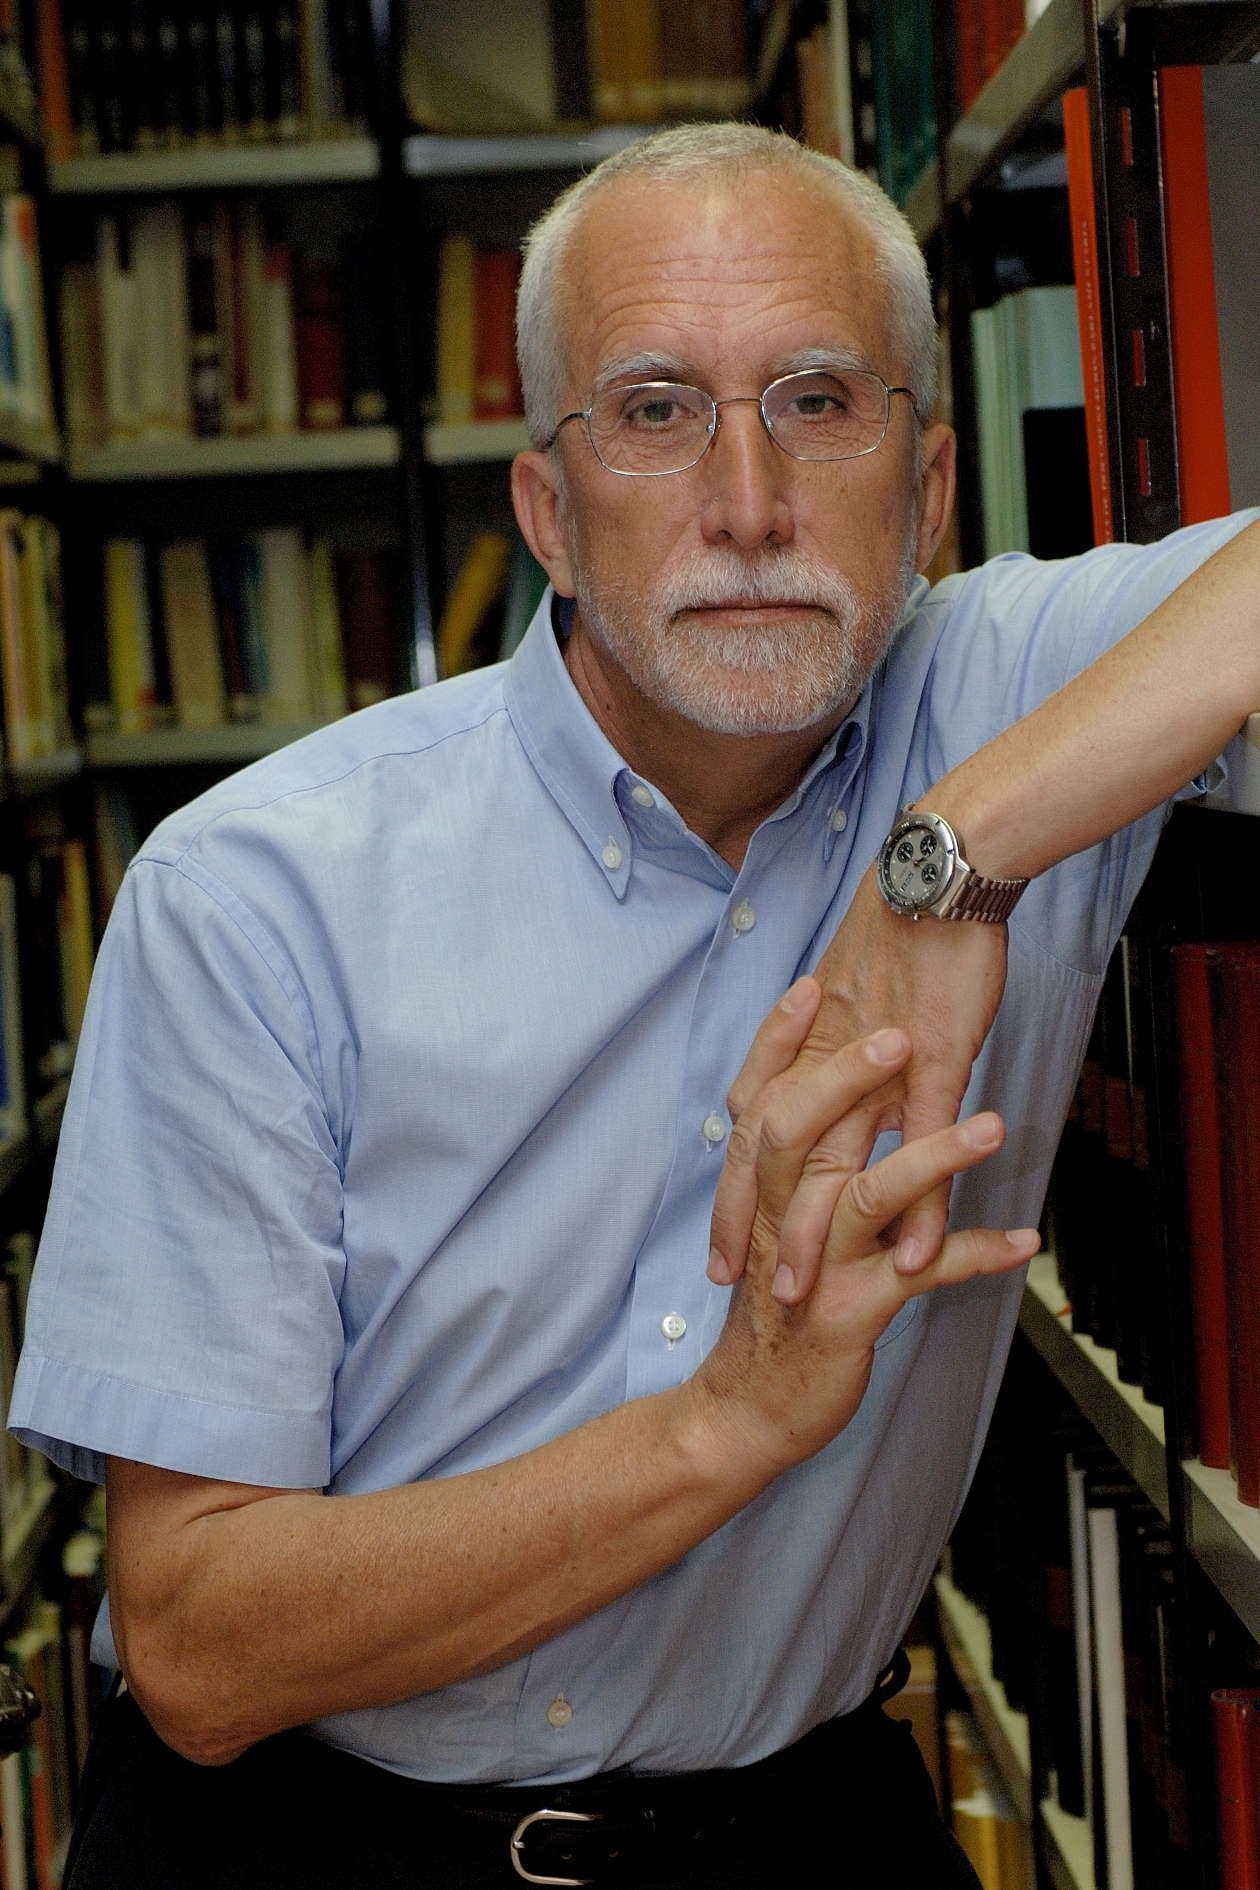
[629,399,681,426]
[790,393,841,418]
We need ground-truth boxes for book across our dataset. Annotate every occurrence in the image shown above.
[63,1,99,156]
[221,200,265,435]
[309,539,348,719]
[34,0,75,165]
[954,0,1025,112]
[1088,1502,1135,1890]
[0,199,56,446]
[131,201,193,438]
[159,541,228,729]
[336,551,395,709]
[1159,64,1260,521]
[186,210,225,436]
[1062,86,1114,547]
[1212,1690,1260,1890]
[436,235,476,425]
[293,261,347,430]
[438,532,511,678]
[57,839,93,1045]
[257,528,317,721]
[343,235,389,426]
[0,875,26,1146]
[868,0,935,207]
[1206,945,1260,1508]
[104,538,157,734]
[91,784,139,928]
[260,245,301,435]
[473,250,522,421]
[62,1529,105,1784]
[58,261,106,448]
[1171,944,1231,1471]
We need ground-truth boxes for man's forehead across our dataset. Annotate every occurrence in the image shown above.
[559,173,889,384]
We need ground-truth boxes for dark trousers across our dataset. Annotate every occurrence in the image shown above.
[64,1686,983,1889]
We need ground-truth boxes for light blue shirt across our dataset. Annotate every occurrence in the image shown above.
[11,513,1251,1785]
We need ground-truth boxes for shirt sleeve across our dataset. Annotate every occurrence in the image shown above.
[8,855,347,1489]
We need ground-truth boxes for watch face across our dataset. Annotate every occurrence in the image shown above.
[879,820,955,911]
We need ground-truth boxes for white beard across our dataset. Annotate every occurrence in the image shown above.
[573,541,914,737]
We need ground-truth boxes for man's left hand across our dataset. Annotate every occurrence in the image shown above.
[707,864,1008,1303]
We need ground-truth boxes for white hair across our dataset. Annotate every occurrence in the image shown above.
[516,122,937,450]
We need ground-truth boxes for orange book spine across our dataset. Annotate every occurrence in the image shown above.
[1214,1691,1260,1890]
[1063,87,1114,545]
[34,0,75,164]
[1159,65,1230,525]
[473,251,523,421]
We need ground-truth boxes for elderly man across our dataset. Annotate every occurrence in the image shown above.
[14,124,1260,1889]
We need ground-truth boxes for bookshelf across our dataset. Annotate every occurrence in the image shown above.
[424,420,531,465]
[48,138,381,197]
[403,127,650,178]
[85,723,331,769]
[67,426,402,485]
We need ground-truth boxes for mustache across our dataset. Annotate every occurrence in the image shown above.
[654,547,861,623]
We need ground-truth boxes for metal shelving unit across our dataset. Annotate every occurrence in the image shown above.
[49,137,381,196]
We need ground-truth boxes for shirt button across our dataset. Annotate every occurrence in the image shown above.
[546,1696,573,1729]
[631,784,654,807]
[602,843,623,869]
[731,901,756,934]
[831,809,848,833]
[661,1312,687,1343]
[702,1113,726,1146]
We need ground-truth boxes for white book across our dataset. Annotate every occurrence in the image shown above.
[0,1749,25,1890]
[0,874,24,1145]
[131,201,191,438]
[1088,1504,1134,1890]
[257,530,317,723]
[97,217,144,440]
[0,197,55,434]
[1066,1457,1094,1829]
[260,247,299,435]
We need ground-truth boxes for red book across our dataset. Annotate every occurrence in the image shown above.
[1214,1690,1260,1890]
[1207,945,1260,1507]
[955,0,984,112]
[294,262,347,431]
[35,0,75,163]
[473,250,523,421]
[336,553,395,711]
[1159,66,1232,525]
[1171,944,1232,1469]
[1063,87,1114,546]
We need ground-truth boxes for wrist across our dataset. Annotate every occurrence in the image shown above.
[674,1368,795,1497]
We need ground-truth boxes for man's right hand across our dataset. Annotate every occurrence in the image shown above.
[692,998,1038,1479]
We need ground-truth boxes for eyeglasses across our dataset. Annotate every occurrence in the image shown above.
[544,369,917,477]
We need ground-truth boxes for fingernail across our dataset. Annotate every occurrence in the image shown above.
[780,978,814,1014]
[1005,1228,1040,1255]
[960,1113,1002,1150]
[894,1235,922,1273]
[772,1264,796,1300]
[866,1028,907,1065]
[708,1247,731,1283]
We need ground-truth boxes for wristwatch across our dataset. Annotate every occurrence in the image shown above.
[876,809,1029,922]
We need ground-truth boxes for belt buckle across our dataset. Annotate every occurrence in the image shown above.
[509,1807,602,1886]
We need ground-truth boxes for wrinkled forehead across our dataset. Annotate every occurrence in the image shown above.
[555,172,893,396]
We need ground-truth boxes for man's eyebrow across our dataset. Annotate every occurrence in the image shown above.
[772,344,874,378]
[587,343,880,401]
[589,351,697,396]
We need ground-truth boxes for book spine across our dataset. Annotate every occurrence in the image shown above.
[186,211,225,436]
[336,551,394,709]
[1210,947,1260,1507]
[34,0,75,163]
[63,3,98,154]
[1088,1503,1135,1890]
[0,512,29,763]
[436,236,475,426]
[158,540,228,729]
[104,539,157,734]
[473,250,522,421]
[1212,1691,1260,1890]
[1170,945,1231,1470]
[260,245,299,434]
[1062,86,1114,546]
[0,876,26,1140]
[293,261,346,430]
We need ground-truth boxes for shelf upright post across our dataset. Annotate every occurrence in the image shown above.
[927,0,984,572]
[367,0,438,687]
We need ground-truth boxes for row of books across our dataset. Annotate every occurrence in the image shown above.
[0,196,55,453]
[0,512,70,768]
[36,0,373,161]
[949,1339,1201,1890]
[970,284,1092,564]
[1171,942,1260,1512]
[96,532,397,734]
[584,0,750,122]
[0,1503,107,1890]
[0,829,93,1147]
[1049,936,1170,1413]
[62,201,388,448]
[954,0,1048,115]
[435,237,521,427]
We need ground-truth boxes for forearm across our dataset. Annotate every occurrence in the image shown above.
[109,1382,772,1766]
[930,517,1260,876]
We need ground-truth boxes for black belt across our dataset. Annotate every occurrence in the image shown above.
[432,1649,912,1886]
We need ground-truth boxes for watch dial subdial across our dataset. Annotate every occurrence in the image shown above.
[885,827,949,908]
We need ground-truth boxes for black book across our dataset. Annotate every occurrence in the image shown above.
[126,0,158,148]
[239,3,269,138]
[64,3,100,154]
[1102,943,1144,1386]
[214,4,241,138]
[268,1,302,138]
[152,6,186,146]
[95,3,130,154]
[185,7,216,139]
[334,0,369,130]
[343,236,388,425]
[186,213,224,435]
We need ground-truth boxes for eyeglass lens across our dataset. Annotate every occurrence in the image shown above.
[585,370,892,474]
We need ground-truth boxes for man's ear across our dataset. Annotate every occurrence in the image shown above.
[913,424,957,575]
[512,451,577,598]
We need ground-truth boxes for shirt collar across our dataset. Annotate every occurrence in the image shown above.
[502,585,908,898]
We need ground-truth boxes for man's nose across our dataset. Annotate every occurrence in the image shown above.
[697,401,795,551]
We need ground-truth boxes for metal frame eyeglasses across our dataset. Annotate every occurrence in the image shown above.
[543,369,918,478]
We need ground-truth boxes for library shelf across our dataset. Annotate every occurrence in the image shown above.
[1040,1798,1096,1890]
[935,1568,1091,1886]
[0,459,45,486]
[3,749,83,799]
[67,425,400,483]
[904,161,942,247]
[1017,1253,1168,1517]
[0,414,60,468]
[424,419,531,464]
[934,1570,1032,1820]
[48,137,380,196]
[403,127,651,178]
[1182,1460,1260,1645]
[0,1476,55,1616]
[86,721,332,768]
